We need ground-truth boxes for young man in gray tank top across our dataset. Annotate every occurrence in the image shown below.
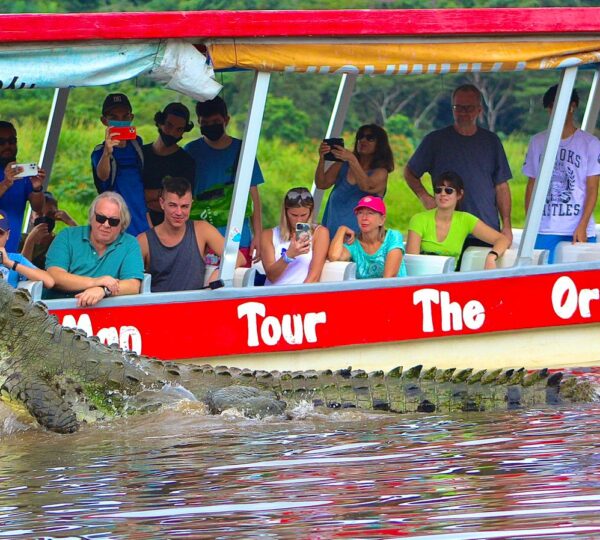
[137,176,246,292]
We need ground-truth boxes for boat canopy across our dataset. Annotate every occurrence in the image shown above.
[207,38,600,75]
[0,40,220,100]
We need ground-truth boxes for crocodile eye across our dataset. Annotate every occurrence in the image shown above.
[10,306,26,317]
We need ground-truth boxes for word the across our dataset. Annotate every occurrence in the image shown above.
[237,302,326,347]
[552,276,599,319]
[413,289,485,333]
[61,314,142,353]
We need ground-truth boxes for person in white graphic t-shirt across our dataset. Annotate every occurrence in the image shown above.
[523,84,600,262]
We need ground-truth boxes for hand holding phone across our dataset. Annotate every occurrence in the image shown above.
[109,126,137,141]
[11,163,38,179]
[323,138,344,162]
[295,222,312,243]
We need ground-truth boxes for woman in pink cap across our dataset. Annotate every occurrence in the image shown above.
[328,195,407,279]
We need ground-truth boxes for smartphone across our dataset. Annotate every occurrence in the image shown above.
[295,222,311,242]
[11,163,38,179]
[109,126,137,141]
[323,137,344,162]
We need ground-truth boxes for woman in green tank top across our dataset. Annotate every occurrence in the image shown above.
[406,171,510,269]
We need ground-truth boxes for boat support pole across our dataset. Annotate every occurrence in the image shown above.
[312,73,357,219]
[516,66,578,266]
[22,87,70,233]
[220,71,271,286]
[582,66,600,134]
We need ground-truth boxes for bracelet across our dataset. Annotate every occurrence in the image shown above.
[281,249,295,264]
[31,186,43,193]
[488,250,499,261]
[11,261,19,271]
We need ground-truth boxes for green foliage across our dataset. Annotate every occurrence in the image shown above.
[386,114,415,139]
[262,97,311,142]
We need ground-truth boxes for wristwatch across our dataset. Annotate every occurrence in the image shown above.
[488,250,499,260]
[102,286,112,298]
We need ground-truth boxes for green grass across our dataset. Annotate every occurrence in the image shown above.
[13,120,595,236]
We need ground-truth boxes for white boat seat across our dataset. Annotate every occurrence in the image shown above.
[460,246,548,272]
[204,264,255,287]
[554,241,600,263]
[404,254,455,276]
[511,228,523,248]
[141,273,152,294]
[17,280,43,301]
[320,261,356,282]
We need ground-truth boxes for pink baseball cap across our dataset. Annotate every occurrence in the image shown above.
[354,195,386,215]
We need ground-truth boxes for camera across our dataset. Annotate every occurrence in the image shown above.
[11,163,38,179]
[323,138,344,162]
[109,126,137,141]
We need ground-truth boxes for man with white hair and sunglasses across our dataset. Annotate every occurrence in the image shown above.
[45,191,144,306]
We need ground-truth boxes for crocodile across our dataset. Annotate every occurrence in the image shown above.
[0,278,597,433]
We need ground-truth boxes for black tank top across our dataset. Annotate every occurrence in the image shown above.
[147,221,206,292]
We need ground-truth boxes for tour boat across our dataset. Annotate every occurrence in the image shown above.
[3,8,600,372]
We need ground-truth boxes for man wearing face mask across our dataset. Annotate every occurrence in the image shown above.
[0,120,47,252]
[184,96,264,265]
[142,103,196,226]
[20,192,77,269]
[91,93,149,237]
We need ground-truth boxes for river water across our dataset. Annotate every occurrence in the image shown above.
[2,393,600,539]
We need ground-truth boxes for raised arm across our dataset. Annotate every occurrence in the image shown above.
[328,226,352,262]
[315,140,342,190]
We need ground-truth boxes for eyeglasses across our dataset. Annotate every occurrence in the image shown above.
[0,136,17,146]
[95,213,121,227]
[358,134,376,142]
[434,186,457,195]
[452,104,477,113]
[285,190,314,206]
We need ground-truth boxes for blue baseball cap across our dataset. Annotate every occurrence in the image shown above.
[0,209,10,232]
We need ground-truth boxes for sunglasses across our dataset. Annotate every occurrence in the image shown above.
[357,134,376,142]
[0,136,17,146]
[434,186,457,195]
[95,213,121,227]
[285,190,313,206]
[0,228,7,236]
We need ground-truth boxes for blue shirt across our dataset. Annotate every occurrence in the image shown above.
[46,225,144,282]
[184,137,264,248]
[91,138,149,237]
[345,229,407,279]
[0,168,34,252]
[322,162,378,237]
[0,252,36,287]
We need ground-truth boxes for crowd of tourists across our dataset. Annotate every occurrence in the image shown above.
[0,82,597,304]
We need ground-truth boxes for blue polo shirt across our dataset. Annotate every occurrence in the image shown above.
[45,225,144,282]
[0,168,34,252]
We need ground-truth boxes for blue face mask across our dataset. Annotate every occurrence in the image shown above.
[108,120,132,127]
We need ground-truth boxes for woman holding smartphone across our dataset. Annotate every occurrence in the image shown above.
[406,171,510,268]
[261,187,329,285]
[315,124,394,237]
